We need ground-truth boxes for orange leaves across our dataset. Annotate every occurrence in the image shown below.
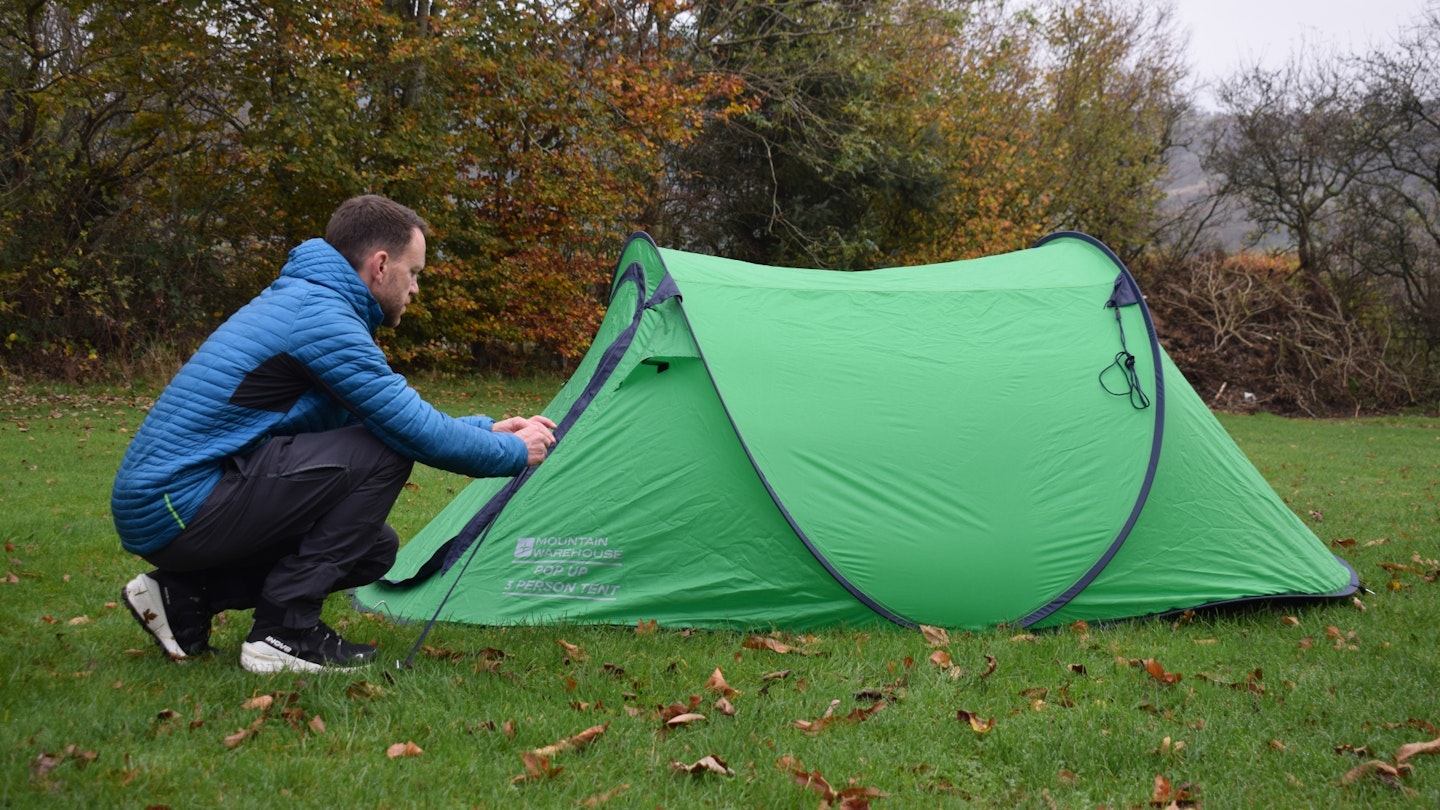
[346,680,386,700]
[1142,659,1183,685]
[385,741,424,759]
[670,754,735,777]
[956,709,995,734]
[1395,737,1440,764]
[1337,734,1440,791]
[778,755,886,809]
[1325,626,1360,651]
[793,699,886,735]
[928,649,962,680]
[1150,774,1199,807]
[223,718,265,750]
[1119,656,1183,685]
[742,634,821,655]
[532,723,608,758]
[657,694,704,725]
[511,723,609,785]
[225,691,323,750]
[704,667,740,698]
[665,711,707,729]
[513,751,564,784]
[29,744,96,790]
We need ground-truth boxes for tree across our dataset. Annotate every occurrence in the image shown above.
[1,1,238,367]
[1202,53,1370,288]
[1031,0,1188,262]
[655,0,966,269]
[1342,8,1440,354]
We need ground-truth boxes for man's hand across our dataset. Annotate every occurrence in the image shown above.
[494,415,557,466]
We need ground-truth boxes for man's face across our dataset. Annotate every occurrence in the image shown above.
[372,228,425,328]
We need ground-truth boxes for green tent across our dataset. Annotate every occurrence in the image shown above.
[356,232,1357,631]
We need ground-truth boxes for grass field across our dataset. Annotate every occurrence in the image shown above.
[1,376,1437,808]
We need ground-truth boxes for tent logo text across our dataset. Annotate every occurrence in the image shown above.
[513,536,621,563]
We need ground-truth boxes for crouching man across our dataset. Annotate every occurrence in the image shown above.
[111,195,555,673]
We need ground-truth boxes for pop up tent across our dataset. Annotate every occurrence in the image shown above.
[355,232,1357,631]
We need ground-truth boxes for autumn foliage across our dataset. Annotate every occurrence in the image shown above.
[2,0,1186,377]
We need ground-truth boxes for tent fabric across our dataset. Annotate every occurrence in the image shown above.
[355,232,1357,631]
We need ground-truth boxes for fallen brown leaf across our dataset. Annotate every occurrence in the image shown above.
[744,636,796,654]
[1142,658,1182,685]
[1339,759,1412,786]
[794,701,886,735]
[670,754,735,776]
[30,752,62,780]
[557,639,587,661]
[532,722,608,757]
[920,625,949,646]
[704,667,740,697]
[779,755,887,809]
[980,654,997,679]
[658,695,703,722]
[714,696,736,716]
[1395,736,1440,764]
[1149,736,1185,755]
[385,741,423,759]
[511,751,563,784]
[956,709,994,734]
[346,680,386,700]
[1151,774,1173,804]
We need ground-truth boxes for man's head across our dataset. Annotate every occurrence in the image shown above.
[326,195,429,328]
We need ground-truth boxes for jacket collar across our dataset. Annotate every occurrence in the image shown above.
[281,238,385,333]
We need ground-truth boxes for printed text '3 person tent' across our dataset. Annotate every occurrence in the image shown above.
[356,232,1358,630]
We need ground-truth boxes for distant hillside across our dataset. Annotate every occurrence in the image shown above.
[1159,111,1278,253]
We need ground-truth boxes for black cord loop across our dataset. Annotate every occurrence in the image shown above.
[1100,298,1151,410]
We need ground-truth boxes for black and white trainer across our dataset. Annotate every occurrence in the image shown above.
[239,622,377,674]
[122,572,217,660]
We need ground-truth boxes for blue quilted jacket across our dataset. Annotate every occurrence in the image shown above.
[111,238,528,556]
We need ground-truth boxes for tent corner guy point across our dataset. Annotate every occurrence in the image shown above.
[355,231,1358,632]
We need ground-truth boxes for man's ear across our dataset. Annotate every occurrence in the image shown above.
[359,249,389,286]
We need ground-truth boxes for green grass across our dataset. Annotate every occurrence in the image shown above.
[1,377,1437,808]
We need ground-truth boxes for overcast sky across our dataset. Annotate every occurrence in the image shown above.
[1169,0,1434,108]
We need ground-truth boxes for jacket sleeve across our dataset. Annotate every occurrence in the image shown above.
[289,293,528,478]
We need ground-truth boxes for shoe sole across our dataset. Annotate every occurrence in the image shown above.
[122,574,187,659]
[239,641,370,674]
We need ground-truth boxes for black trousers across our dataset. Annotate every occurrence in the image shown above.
[144,425,414,629]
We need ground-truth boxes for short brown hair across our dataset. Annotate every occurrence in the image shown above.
[325,195,430,270]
